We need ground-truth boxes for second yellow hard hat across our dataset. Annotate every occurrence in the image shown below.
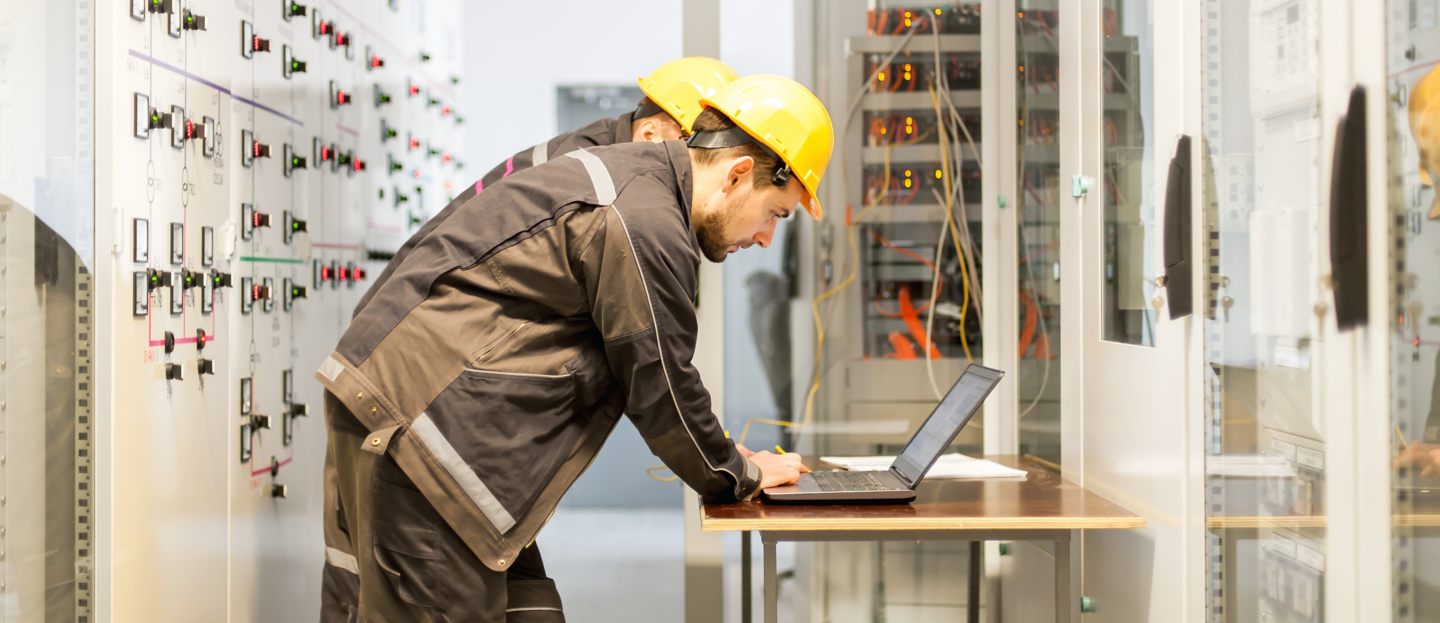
[637,57,741,134]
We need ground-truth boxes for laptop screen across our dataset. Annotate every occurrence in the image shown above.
[891,364,1004,487]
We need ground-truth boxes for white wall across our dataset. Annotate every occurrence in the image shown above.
[462,0,683,171]
[720,0,796,78]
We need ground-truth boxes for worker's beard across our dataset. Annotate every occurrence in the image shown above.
[694,199,741,263]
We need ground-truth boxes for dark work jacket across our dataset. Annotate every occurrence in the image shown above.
[354,113,635,316]
[316,141,761,572]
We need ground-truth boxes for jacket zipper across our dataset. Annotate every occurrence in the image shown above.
[463,369,571,379]
[467,321,529,367]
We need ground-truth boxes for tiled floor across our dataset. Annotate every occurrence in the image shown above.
[538,508,974,622]
[539,507,685,622]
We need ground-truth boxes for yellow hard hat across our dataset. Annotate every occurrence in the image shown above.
[636,57,740,133]
[694,74,834,220]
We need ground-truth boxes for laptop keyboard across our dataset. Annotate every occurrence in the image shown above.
[811,470,895,492]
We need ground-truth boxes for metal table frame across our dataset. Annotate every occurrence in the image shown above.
[739,528,1073,623]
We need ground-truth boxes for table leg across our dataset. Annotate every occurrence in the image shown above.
[968,541,982,623]
[742,530,752,623]
[1054,531,1071,623]
[764,538,778,623]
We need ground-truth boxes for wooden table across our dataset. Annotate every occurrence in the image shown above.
[701,456,1145,623]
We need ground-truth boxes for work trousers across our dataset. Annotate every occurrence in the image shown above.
[320,391,565,622]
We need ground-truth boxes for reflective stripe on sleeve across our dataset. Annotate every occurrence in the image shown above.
[532,141,549,166]
[409,413,518,534]
[564,149,617,206]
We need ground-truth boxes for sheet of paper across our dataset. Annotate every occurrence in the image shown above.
[1204,454,1297,478]
[820,453,1029,480]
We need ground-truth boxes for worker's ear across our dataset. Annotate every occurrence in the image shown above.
[635,118,662,142]
[725,156,755,192]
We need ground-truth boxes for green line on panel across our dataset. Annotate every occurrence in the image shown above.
[240,256,305,264]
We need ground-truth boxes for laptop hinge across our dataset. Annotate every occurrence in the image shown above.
[889,466,915,489]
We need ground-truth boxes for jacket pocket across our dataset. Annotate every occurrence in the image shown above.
[564,345,615,408]
[371,465,439,608]
[421,368,585,528]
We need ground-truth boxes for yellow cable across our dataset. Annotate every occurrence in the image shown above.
[646,466,679,482]
[929,85,973,362]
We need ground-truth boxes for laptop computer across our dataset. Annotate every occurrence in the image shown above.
[762,363,1005,504]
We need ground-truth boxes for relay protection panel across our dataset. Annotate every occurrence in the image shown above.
[106,0,464,619]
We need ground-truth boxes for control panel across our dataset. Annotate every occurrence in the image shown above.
[107,0,464,619]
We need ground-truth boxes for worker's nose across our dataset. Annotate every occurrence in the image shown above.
[754,222,776,249]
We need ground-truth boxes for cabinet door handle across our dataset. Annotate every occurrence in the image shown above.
[1161,135,1193,319]
[1330,85,1369,331]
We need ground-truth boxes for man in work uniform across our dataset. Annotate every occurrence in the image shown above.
[316,74,833,621]
[353,57,740,316]
[319,57,739,620]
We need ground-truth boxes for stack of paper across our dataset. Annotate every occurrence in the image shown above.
[1205,455,1296,479]
[821,453,1029,481]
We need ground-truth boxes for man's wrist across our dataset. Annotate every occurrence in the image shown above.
[737,455,764,501]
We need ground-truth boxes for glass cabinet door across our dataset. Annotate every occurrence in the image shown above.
[1016,0,1063,466]
[0,0,97,619]
[1100,0,1156,348]
[1387,2,1440,620]
[1201,0,1329,621]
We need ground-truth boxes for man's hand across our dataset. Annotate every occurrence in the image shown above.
[748,450,810,489]
[1396,441,1440,477]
